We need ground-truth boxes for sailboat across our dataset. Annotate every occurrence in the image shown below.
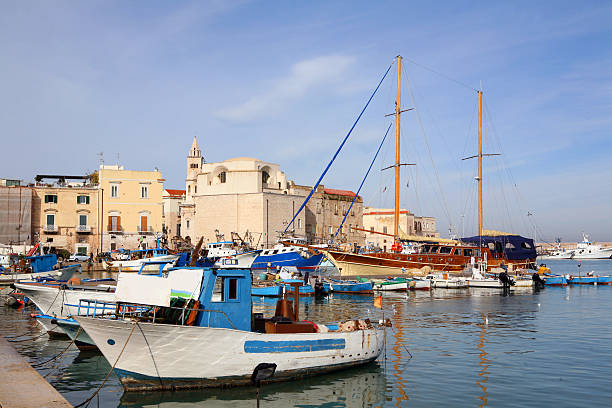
[323,56,536,277]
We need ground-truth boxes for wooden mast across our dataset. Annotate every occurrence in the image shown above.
[394,56,402,242]
[478,90,483,237]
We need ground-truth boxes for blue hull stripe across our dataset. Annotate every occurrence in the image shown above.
[244,339,345,353]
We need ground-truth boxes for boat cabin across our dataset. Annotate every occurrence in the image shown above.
[206,241,237,258]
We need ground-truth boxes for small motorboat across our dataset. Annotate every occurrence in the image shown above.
[327,279,373,294]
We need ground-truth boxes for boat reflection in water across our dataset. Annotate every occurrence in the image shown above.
[476,313,489,408]
[119,364,386,408]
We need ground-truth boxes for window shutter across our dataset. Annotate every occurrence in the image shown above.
[54,195,57,204]
[86,196,90,204]
[108,216,112,231]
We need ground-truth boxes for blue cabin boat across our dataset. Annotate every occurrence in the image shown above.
[251,246,324,273]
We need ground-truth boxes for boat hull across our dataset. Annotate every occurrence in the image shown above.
[55,318,97,350]
[15,282,115,319]
[104,255,179,272]
[76,317,384,391]
[251,252,324,273]
[543,276,568,286]
[324,248,535,277]
[467,279,534,289]
[329,281,373,294]
[0,264,80,284]
[373,281,408,291]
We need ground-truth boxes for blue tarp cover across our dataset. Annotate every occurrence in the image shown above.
[461,235,536,261]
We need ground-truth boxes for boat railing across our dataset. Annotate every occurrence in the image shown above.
[77,298,237,329]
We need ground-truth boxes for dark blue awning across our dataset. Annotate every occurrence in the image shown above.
[461,235,536,261]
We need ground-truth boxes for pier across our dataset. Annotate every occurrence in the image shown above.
[0,336,72,408]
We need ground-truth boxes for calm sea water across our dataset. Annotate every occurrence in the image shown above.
[2,259,612,407]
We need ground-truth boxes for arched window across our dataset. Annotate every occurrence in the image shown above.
[262,171,270,184]
[219,172,226,183]
[188,185,191,194]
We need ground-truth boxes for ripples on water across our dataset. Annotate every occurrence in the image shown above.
[1,259,612,407]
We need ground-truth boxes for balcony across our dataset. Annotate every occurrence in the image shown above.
[107,226,123,234]
[43,224,58,233]
[138,226,154,234]
[76,225,91,233]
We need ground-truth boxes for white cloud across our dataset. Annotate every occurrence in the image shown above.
[215,55,356,121]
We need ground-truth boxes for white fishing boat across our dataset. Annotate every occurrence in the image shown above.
[15,281,115,319]
[571,233,612,260]
[214,249,261,268]
[76,267,386,391]
[538,240,575,260]
[104,248,179,272]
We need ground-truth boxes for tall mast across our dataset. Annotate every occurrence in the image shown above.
[394,56,402,241]
[478,90,483,236]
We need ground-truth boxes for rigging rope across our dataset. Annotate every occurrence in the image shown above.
[330,123,392,244]
[283,60,395,234]
[403,56,479,92]
[403,71,455,232]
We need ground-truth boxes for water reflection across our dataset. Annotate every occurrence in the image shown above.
[119,364,386,408]
[389,298,409,407]
[476,313,489,408]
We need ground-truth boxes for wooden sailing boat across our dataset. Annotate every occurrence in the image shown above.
[324,56,536,277]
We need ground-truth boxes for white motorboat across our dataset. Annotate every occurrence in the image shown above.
[425,273,468,289]
[466,266,534,289]
[571,233,612,260]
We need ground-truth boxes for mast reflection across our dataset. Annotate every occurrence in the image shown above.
[391,299,409,407]
[476,313,489,407]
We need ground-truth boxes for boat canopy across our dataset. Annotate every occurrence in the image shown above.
[461,235,536,260]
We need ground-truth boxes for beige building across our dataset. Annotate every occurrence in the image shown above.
[180,138,306,247]
[362,207,438,251]
[162,189,185,241]
[99,165,164,251]
[180,137,366,248]
[32,176,99,256]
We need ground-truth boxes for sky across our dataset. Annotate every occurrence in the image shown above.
[1,0,611,242]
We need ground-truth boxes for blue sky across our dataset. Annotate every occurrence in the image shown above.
[1,1,611,242]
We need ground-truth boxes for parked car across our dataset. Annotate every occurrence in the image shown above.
[68,253,90,262]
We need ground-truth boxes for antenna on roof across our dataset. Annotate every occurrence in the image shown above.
[97,152,104,166]
[117,153,120,167]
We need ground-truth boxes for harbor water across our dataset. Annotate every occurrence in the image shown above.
[2,259,612,407]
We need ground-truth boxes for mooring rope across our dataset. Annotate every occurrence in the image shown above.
[74,322,137,408]
[32,327,82,368]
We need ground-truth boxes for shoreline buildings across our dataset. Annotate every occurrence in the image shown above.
[1,138,437,254]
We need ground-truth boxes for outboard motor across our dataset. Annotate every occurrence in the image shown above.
[532,273,545,289]
[498,271,515,287]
